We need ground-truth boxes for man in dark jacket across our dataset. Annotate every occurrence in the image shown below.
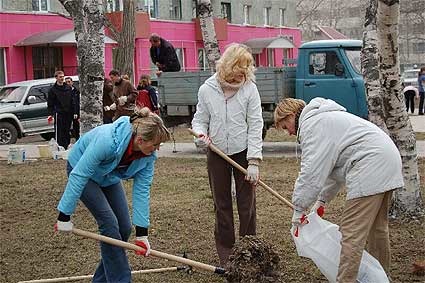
[65,77,80,140]
[48,71,76,149]
[149,33,181,76]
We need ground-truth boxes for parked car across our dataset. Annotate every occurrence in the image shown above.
[402,69,420,88]
[0,76,79,144]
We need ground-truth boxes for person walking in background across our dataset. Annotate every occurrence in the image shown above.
[274,97,403,282]
[149,33,181,77]
[192,43,263,266]
[47,71,76,149]
[418,67,425,115]
[103,78,115,124]
[55,108,171,283]
[137,74,159,114]
[65,77,80,140]
[402,82,419,114]
[104,69,138,121]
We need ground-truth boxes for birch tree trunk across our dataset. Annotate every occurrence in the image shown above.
[114,0,135,82]
[198,0,221,72]
[59,0,105,134]
[363,0,423,218]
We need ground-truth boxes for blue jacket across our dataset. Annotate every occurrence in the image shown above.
[57,116,156,228]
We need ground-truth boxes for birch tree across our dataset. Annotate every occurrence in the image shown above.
[59,0,105,133]
[198,0,221,72]
[362,0,423,218]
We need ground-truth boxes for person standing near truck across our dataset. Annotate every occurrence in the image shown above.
[274,97,403,282]
[418,67,425,115]
[192,43,263,266]
[137,74,159,114]
[47,70,76,149]
[149,33,181,77]
[104,69,138,121]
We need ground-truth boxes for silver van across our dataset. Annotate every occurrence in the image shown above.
[0,76,78,144]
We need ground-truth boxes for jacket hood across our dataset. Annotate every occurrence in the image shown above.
[299,97,346,124]
[204,73,221,93]
[111,116,133,155]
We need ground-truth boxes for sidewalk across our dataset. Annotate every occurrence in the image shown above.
[1,115,424,160]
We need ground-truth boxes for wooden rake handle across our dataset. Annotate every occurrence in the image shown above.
[72,228,225,275]
[188,128,294,210]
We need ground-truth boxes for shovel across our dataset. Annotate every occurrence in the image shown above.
[71,228,225,275]
[188,128,389,283]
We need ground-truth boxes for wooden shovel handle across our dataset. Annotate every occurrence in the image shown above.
[188,128,294,210]
[71,228,225,274]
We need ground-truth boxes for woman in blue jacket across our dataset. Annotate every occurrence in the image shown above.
[55,107,170,283]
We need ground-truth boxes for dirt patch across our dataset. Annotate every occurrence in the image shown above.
[226,235,281,283]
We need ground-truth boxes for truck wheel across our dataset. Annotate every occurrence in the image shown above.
[0,122,18,145]
[40,132,55,141]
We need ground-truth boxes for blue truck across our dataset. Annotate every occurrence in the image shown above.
[155,39,367,137]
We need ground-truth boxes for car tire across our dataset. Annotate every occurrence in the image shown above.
[0,122,18,145]
[40,132,55,141]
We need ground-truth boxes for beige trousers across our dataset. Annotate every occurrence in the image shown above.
[337,190,393,283]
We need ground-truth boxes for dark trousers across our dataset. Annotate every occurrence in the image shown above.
[419,92,424,115]
[207,148,256,265]
[404,90,415,113]
[55,112,73,149]
[72,118,80,140]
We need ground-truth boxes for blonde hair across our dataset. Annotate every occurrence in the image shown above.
[216,43,256,83]
[139,74,151,87]
[274,98,306,129]
[130,107,171,143]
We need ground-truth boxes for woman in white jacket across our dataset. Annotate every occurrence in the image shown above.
[274,97,403,282]
[192,43,263,265]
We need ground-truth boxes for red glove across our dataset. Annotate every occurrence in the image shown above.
[311,200,326,217]
[47,115,54,124]
[135,236,151,256]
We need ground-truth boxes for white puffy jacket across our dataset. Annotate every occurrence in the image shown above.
[293,98,404,211]
[192,74,263,160]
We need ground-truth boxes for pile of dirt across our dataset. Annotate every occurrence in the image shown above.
[226,235,282,283]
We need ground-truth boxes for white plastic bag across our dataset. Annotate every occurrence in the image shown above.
[291,212,389,283]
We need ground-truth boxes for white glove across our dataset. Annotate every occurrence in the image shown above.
[291,210,308,226]
[135,236,151,256]
[104,103,116,111]
[194,134,211,149]
[55,220,73,232]
[245,164,259,185]
[118,95,128,106]
[73,114,78,119]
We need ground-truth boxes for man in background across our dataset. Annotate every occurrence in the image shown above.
[65,77,80,140]
[149,33,181,76]
[47,71,76,149]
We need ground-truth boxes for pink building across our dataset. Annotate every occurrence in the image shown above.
[0,11,301,85]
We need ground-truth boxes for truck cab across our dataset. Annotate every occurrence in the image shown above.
[295,40,368,118]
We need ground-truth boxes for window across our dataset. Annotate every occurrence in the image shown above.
[279,8,285,26]
[264,7,271,26]
[175,48,185,71]
[0,48,5,86]
[32,47,63,79]
[192,0,199,18]
[198,49,209,71]
[243,5,251,25]
[344,49,361,74]
[144,0,158,18]
[413,42,425,54]
[309,51,342,75]
[267,49,274,67]
[27,84,51,104]
[221,2,231,23]
[170,0,182,20]
[32,0,49,12]
[106,0,123,12]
